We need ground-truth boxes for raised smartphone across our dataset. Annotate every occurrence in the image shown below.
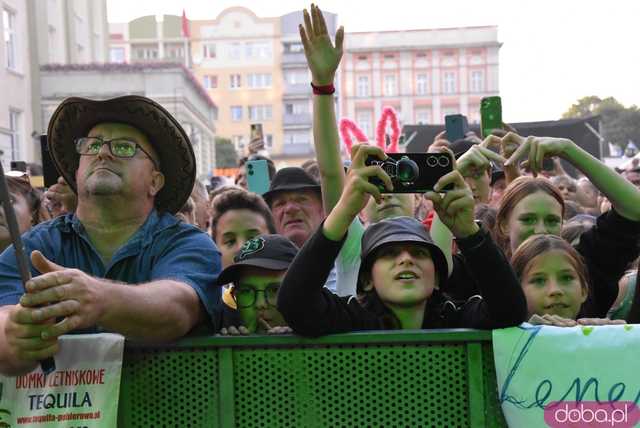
[365,153,453,193]
[480,96,502,138]
[445,114,469,142]
[246,159,270,195]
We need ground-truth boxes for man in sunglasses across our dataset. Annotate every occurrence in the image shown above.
[0,96,221,375]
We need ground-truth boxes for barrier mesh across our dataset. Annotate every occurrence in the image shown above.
[118,348,218,428]
[233,343,468,427]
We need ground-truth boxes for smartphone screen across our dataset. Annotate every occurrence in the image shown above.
[246,159,270,195]
[480,96,502,138]
[445,114,469,142]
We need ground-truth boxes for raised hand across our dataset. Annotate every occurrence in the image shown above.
[428,131,451,154]
[424,165,479,239]
[504,136,572,176]
[299,4,344,85]
[456,145,506,179]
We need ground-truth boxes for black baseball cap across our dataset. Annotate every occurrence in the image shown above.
[216,235,299,286]
[357,217,448,292]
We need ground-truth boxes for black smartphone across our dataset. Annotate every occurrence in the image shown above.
[445,114,469,142]
[39,135,59,188]
[365,153,453,193]
[480,96,502,138]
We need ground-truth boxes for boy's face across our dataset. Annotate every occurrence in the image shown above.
[234,267,287,333]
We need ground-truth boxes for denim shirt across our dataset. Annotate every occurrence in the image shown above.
[0,210,222,330]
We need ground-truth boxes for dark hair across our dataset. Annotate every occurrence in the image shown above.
[247,154,276,180]
[210,188,276,239]
[356,242,449,329]
[495,176,565,258]
[511,234,589,296]
[7,176,46,226]
[474,203,497,234]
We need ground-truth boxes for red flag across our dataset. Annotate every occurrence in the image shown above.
[181,9,190,38]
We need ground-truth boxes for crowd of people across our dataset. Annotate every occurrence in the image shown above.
[1,4,639,376]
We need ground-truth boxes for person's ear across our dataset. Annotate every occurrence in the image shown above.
[362,280,373,292]
[149,170,165,197]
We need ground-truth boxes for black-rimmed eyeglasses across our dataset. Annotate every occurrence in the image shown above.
[75,137,159,169]
[233,284,280,308]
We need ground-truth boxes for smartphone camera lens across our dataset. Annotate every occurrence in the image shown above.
[426,156,438,167]
[396,156,419,183]
[438,156,450,167]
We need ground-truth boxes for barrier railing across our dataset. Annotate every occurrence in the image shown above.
[117,329,507,427]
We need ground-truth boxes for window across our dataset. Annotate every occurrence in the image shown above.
[245,42,271,59]
[287,43,303,53]
[284,132,309,145]
[285,102,309,115]
[203,75,218,89]
[9,110,20,161]
[415,108,431,125]
[443,71,456,94]
[229,43,242,59]
[248,105,273,121]
[247,73,272,88]
[357,75,370,97]
[230,74,241,89]
[265,134,273,149]
[203,43,216,58]
[3,9,17,70]
[232,135,245,150]
[166,45,184,59]
[384,75,397,96]
[109,47,125,63]
[285,69,308,85]
[416,74,429,95]
[230,106,243,121]
[356,109,373,136]
[470,70,484,93]
[133,46,158,60]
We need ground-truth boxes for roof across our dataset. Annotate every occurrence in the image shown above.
[40,62,216,109]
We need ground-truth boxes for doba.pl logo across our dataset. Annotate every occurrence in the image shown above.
[544,401,640,427]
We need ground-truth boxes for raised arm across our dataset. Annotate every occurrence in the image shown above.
[300,4,345,214]
[506,136,640,221]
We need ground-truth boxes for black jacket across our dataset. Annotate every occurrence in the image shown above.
[278,224,527,337]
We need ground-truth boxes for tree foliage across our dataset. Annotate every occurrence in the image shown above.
[215,137,238,168]
[563,96,640,149]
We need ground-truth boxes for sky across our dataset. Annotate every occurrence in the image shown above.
[107,0,640,123]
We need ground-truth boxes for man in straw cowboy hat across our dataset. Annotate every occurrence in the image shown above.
[0,96,221,375]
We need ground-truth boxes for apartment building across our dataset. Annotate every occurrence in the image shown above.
[109,14,189,66]
[0,0,108,168]
[190,7,283,162]
[341,26,500,140]
[109,8,499,167]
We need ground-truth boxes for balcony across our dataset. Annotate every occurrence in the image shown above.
[284,82,311,96]
[282,52,307,67]
[282,142,314,155]
[283,113,312,127]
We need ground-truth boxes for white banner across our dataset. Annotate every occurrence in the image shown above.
[493,324,640,428]
[0,334,124,428]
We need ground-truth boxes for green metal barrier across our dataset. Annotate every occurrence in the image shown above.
[117,330,507,427]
